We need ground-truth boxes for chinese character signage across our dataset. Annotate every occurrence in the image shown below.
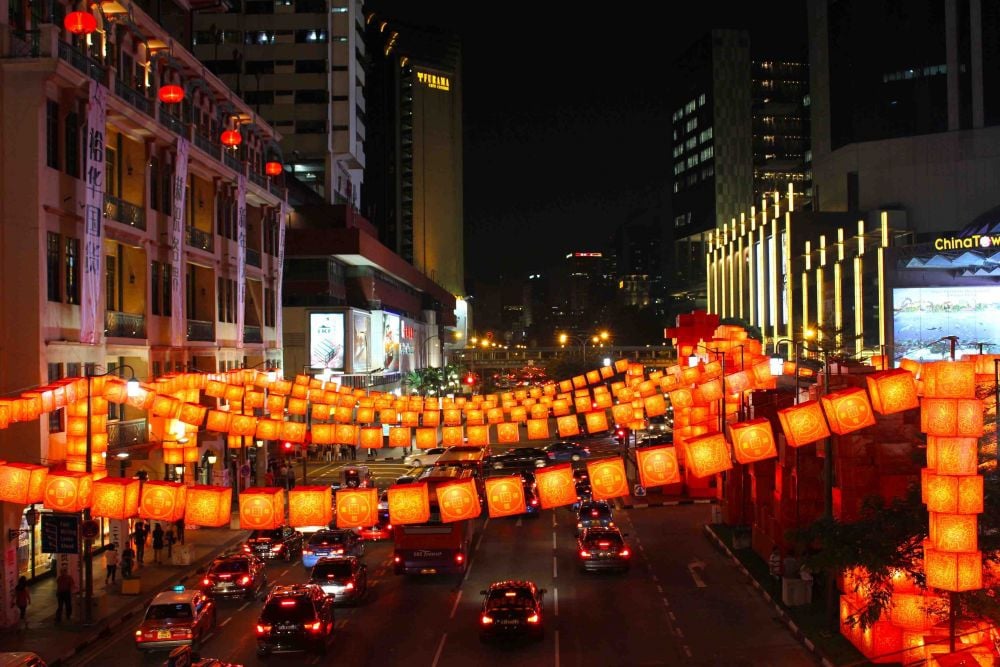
[170,137,190,348]
[81,81,108,345]
[310,313,345,370]
[236,175,247,348]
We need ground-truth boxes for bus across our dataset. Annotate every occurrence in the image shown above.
[391,467,477,576]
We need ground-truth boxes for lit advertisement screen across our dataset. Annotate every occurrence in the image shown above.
[351,311,371,373]
[383,313,400,372]
[309,312,345,370]
[893,286,1000,360]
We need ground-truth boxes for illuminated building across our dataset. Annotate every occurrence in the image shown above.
[752,59,810,205]
[613,210,665,309]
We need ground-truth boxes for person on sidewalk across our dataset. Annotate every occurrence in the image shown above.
[104,543,120,585]
[165,527,176,560]
[133,521,147,564]
[174,517,185,546]
[55,567,74,622]
[286,465,295,490]
[12,575,30,629]
[120,543,135,579]
[768,546,782,596]
[265,468,274,487]
[152,523,165,564]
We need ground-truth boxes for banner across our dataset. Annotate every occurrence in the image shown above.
[275,202,287,344]
[236,175,247,349]
[170,137,190,349]
[81,80,108,345]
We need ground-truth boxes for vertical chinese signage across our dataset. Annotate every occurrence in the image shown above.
[275,202,287,343]
[81,81,108,344]
[236,175,247,348]
[170,138,190,348]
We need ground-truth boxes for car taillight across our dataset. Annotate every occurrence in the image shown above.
[242,545,251,552]
[455,553,465,564]
[620,549,631,557]
[577,522,583,528]
[579,550,591,558]
[135,630,143,639]
[591,510,599,517]
[547,452,555,459]
[480,614,494,625]
[345,582,355,590]
[526,613,540,624]
[271,544,284,552]
[333,548,344,555]
[202,577,211,586]
[530,498,539,506]
[177,628,192,639]
[307,621,323,632]
[240,575,251,585]
[303,549,313,555]
[393,555,401,563]
[583,448,590,454]
[256,624,271,635]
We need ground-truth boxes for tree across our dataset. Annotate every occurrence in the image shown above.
[402,364,464,396]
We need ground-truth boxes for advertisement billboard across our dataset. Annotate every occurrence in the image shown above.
[351,310,371,373]
[383,313,400,372]
[309,312,345,370]
[893,286,1000,360]
[400,320,417,373]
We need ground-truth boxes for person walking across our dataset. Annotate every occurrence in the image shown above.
[120,543,135,579]
[133,521,147,564]
[174,517,185,546]
[324,446,332,463]
[104,543,120,585]
[278,463,288,490]
[152,523,165,564]
[12,576,30,629]
[165,527,176,560]
[55,567,74,622]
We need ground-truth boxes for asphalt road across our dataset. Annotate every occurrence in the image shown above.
[66,496,818,667]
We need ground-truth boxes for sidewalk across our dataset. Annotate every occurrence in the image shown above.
[0,519,249,667]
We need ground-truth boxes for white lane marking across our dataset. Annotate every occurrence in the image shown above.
[280,569,289,577]
[675,627,684,639]
[668,611,677,621]
[651,574,659,583]
[683,646,693,658]
[687,559,708,588]
[463,560,474,582]
[219,617,232,627]
[202,632,215,642]
[552,513,557,528]
[238,602,250,611]
[431,633,448,667]
[552,532,557,549]
[553,556,558,579]
[553,587,559,617]
[449,590,463,619]
[656,585,664,594]
[662,597,670,607]
[554,629,560,667]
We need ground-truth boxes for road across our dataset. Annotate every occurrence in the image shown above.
[66,500,818,666]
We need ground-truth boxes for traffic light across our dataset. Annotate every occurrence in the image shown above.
[615,426,629,446]
[465,374,476,386]
[282,441,294,453]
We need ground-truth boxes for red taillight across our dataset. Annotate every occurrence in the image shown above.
[271,544,283,552]
[455,553,465,564]
[345,582,354,590]
[579,550,591,558]
[620,549,631,557]
[333,548,344,555]
[135,630,143,639]
[547,452,555,459]
[480,614,493,625]
[243,545,251,552]
[240,575,251,585]
[526,613,540,624]
[303,549,313,555]
[393,555,401,563]
[598,541,610,548]
[202,578,211,586]
[280,599,297,607]
[256,624,271,635]
[530,499,539,506]
[591,510,599,517]
[308,621,323,632]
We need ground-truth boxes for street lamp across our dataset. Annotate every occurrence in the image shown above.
[115,451,129,478]
[174,465,185,483]
[558,331,611,360]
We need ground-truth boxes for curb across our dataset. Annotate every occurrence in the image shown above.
[49,529,250,667]
[616,497,718,509]
[702,524,835,667]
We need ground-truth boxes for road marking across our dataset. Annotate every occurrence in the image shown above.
[202,632,214,642]
[280,569,289,577]
[668,611,677,621]
[552,513,557,528]
[675,627,684,639]
[449,590,463,619]
[552,532,557,549]
[219,617,232,627]
[463,560,474,582]
[553,556,558,579]
[516,517,523,527]
[238,602,250,611]
[656,585,663,594]
[651,574,658,582]
[431,633,448,667]
[662,598,670,607]
[687,559,707,588]
[553,587,559,616]
[554,629,560,667]
[683,646,693,658]
[335,619,349,628]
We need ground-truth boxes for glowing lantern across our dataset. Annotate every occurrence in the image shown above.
[280,421,307,444]
[644,394,667,418]
[223,385,245,403]
[185,486,231,527]
[442,426,464,447]
[205,410,232,433]
[776,400,831,447]
[510,406,528,423]
[334,424,357,446]
[725,371,751,394]
[0,463,47,504]
[922,361,976,398]
[556,415,580,439]
[586,458,629,501]
[924,473,983,514]
[387,483,430,525]
[266,394,286,415]
[443,409,462,426]
[265,161,282,177]
[255,418,281,441]
[888,593,938,630]
[466,424,490,446]
[921,398,983,437]
[526,418,549,440]
[221,128,242,148]
[436,478,481,523]
[43,471,92,512]
[668,388,694,409]
[820,387,876,435]
[239,487,285,530]
[415,427,438,449]
[484,477,526,518]
[866,369,919,415]
[158,84,184,104]
[335,488,378,528]
[288,486,333,527]
[682,432,733,478]
[929,513,978,553]
[356,407,375,423]
[697,378,724,402]
[535,464,578,509]
[360,427,383,450]
[64,10,97,35]
[929,437,978,476]
[728,418,778,464]
[573,396,592,414]
[422,410,441,427]
[497,422,520,444]
[484,407,503,423]
[229,415,257,437]
[529,404,549,420]
[311,423,334,445]
[924,544,982,591]
[205,380,227,398]
[286,397,307,417]
[636,445,681,488]
[91,477,140,519]
[163,448,184,465]
[400,411,420,428]
[585,411,609,434]
[612,404,634,426]
[388,427,411,449]
[140,481,187,522]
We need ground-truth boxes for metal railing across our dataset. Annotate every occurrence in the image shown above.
[104,310,146,338]
[186,319,214,342]
[186,226,214,252]
[194,132,220,161]
[114,79,151,115]
[452,345,677,369]
[243,325,263,344]
[336,372,403,389]
[223,150,242,174]
[104,193,146,230]
[7,29,40,58]
[247,248,261,267]
[57,40,104,82]
[158,106,185,135]
[249,171,266,188]
[269,180,283,198]
[108,418,148,449]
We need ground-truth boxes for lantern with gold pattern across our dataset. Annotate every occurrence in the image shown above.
[535,464,577,509]
[636,445,681,488]
[184,486,232,527]
[239,487,285,530]
[485,476,527,518]
[288,486,333,528]
[586,458,629,501]
[387,483,431,525]
[436,478,481,523]
[335,488,378,528]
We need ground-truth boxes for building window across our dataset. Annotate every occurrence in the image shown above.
[296,120,326,134]
[162,263,172,314]
[65,111,79,178]
[698,93,706,107]
[700,146,714,161]
[699,127,713,143]
[294,59,325,74]
[47,233,61,302]
[685,99,697,115]
[65,237,79,304]
[294,0,325,13]
[48,363,64,432]
[46,100,59,169]
[151,261,161,315]
[685,118,698,133]
[149,156,159,211]
[674,162,685,176]
[685,137,696,151]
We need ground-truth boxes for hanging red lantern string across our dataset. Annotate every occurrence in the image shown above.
[64,11,97,35]
[220,116,242,148]
[158,84,184,104]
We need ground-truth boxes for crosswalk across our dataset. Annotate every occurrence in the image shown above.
[304,460,421,487]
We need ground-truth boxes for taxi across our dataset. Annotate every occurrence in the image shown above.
[135,586,216,652]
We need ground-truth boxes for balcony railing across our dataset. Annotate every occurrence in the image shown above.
[249,171,266,189]
[158,106,185,135]
[108,418,148,449]
[114,79,151,115]
[104,310,146,338]
[7,29,40,58]
[57,40,104,82]
[223,150,242,174]
[247,248,261,267]
[187,319,214,342]
[194,132,220,161]
[243,325,263,344]
[269,180,283,198]
[186,226,214,252]
[104,193,146,230]
[336,372,403,390]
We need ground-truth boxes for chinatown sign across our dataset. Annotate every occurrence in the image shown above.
[933,233,1000,251]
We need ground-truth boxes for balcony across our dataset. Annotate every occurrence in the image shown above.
[186,226,214,252]
[186,319,214,342]
[108,418,148,449]
[104,310,146,339]
[6,28,39,58]
[243,325,263,344]
[223,150,242,174]
[104,193,146,230]
[57,40,105,82]
[114,79,151,116]
[158,106,185,135]
[194,132,221,161]
[269,180,283,198]
[336,372,403,390]
[249,171,266,189]
[247,248,261,267]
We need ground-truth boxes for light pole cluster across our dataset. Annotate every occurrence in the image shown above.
[557,330,610,359]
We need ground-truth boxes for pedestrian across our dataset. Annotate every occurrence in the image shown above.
[769,546,782,594]
[12,575,30,629]
[152,523,165,564]
[286,464,295,490]
[120,543,135,579]
[350,444,357,460]
[334,445,342,461]
[133,521,147,564]
[165,527,176,559]
[55,566,74,622]
[104,543,120,584]
[265,468,274,487]
[175,517,185,546]
[278,463,288,489]
[324,447,332,463]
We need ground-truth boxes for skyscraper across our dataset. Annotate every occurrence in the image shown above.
[752,59,810,205]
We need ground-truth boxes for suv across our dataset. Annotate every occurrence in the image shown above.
[255,584,335,656]
[308,556,368,604]
[135,586,216,652]
[479,580,545,642]
[244,526,304,562]
[575,500,614,535]
[302,529,364,568]
[577,527,631,572]
[200,553,267,600]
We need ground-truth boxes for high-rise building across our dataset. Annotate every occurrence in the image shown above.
[192,0,367,205]
[752,59,810,205]
[613,211,664,309]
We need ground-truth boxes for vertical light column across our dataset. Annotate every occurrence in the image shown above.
[834,228,844,349]
[738,215,745,321]
[748,208,757,327]
[784,211,793,341]
[757,223,766,332]
[816,235,826,344]
[878,212,888,349]
[769,219,779,344]
[706,233,714,314]
[802,241,811,339]
[854,220,865,356]
[719,230,727,318]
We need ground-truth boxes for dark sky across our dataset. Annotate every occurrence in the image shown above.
[365,1,807,288]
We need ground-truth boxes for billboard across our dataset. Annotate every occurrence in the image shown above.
[351,310,371,373]
[383,313,400,372]
[893,286,1000,360]
[309,312,345,370]
[400,320,417,373]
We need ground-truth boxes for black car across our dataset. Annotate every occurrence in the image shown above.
[575,500,614,535]
[577,527,631,572]
[489,447,548,470]
[309,556,368,605]
[255,584,335,656]
[542,441,591,463]
[199,553,267,600]
[244,526,304,562]
[479,580,546,642]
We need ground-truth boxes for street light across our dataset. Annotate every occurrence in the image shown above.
[558,331,611,360]
[174,465,185,483]
[115,451,129,478]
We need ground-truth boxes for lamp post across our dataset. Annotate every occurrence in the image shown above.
[558,331,610,361]
[174,465,185,484]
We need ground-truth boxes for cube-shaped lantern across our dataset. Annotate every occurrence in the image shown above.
[442,426,464,447]
[185,485,232,527]
[229,415,258,437]
[356,407,375,424]
[281,421,307,444]
[922,361,976,399]
[178,403,207,426]
[436,478,481,523]
[388,482,430,525]
[550,401,570,418]
[466,425,490,447]
[255,418,282,440]
[288,486,333,527]
[487,407,506,423]
[140,481,187,522]
[388,427,412,449]
[205,410,232,433]
[924,473,983,514]
[668,388,694,410]
[586,458,629,501]
[682,433,733,478]
[380,408,399,425]
[636,445,681,488]
[776,400,831,447]
[585,410,609,434]
[239,487,285,530]
[526,418,549,441]
[510,406,528,423]
[556,415,580,439]
[612,404,634,426]
[400,411,420,428]
[728,418,778,465]
[921,398,984,437]
[91,477,140,519]
[535,464,578,509]
[697,378,724,403]
[43,471,93,512]
[359,427,383,450]
[415,427,438,449]
[335,488,378,528]
[820,387,876,435]
[443,409,462,426]
[929,512,978,553]
[484,476,527,518]
[497,422,520,444]
[0,462,48,504]
[311,424,334,445]
[421,410,441,427]
[866,369,919,415]
[924,544,982,591]
[644,394,667,418]
[929,436,979,476]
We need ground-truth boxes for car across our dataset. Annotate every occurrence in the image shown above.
[479,580,546,642]
[489,447,548,470]
[638,432,673,447]
[577,527,631,572]
[520,470,537,488]
[134,586,216,652]
[403,447,447,467]
[255,584,335,657]
[302,529,364,567]
[199,553,267,600]
[0,652,47,667]
[575,500,614,535]
[309,556,368,604]
[572,468,589,484]
[394,475,417,485]
[163,646,242,667]
[340,465,375,488]
[542,441,591,462]
[357,492,393,540]
[243,526,304,562]
[571,478,593,510]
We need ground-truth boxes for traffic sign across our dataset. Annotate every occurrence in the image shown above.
[41,514,79,554]
[633,484,646,497]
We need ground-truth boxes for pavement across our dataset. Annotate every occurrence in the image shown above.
[0,519,249,666]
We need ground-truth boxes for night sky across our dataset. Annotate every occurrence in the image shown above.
[365,1,807,287]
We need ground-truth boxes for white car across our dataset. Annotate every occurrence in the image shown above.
[403,447,447,467]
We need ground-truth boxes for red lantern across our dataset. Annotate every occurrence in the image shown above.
[866,369,919,415]
[239,487,285,530]
[0,462,48,504]
[359,426,383,450]
[924,544,982,591]
[334,424,357,446]
[820,387,876,435]
[388,427,411,449]
[485,476,527,518]
[584,410,609,435]
[929,512,978,553]
[682,432,733,478]
[636,445,681,488]
[288,486,333,528]
[387,482,430,525]
[422,410,441,427]
[556,415,580,439]
[221,129,242,148]
[526,418,549,440]
[436,478,481,523]
[335,488,378,528]
[586,458,629,501]
[928,436,978,476]
[140,481,187,522]
[535,464,577,509]
[43,471,92,512]
[921,398,983,437]
[924,473,984,514]
[922,361,976,399]
[728,418,778,465]
[265,161,282,176]
[466,424,490,447]
[91,477,140,519]
[185,485,232,527]
[64,11,96,35]
[280,421,307,444]
[158,84,185,104]
[415,427,438,449]
[497,422,520,444]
